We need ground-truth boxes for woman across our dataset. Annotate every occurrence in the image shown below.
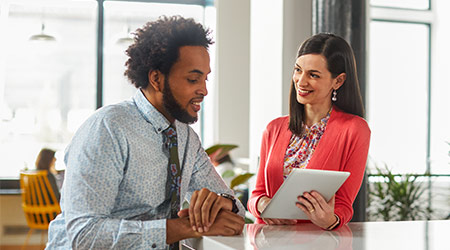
[248,33,371,230]
[36,148,61,203]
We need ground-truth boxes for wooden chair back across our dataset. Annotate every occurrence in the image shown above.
[20,170,61,230]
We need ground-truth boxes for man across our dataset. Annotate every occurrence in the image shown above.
[47,16,245,249]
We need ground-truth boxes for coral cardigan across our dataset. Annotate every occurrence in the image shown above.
[248,107,371,228]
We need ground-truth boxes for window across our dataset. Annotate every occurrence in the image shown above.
[102,1,207,106]
[101,0,212,137]
[0,0,215,178]
[0,0,97,177]
[368,0,450,219]
[368,0,450,175]
[368,20,429,174]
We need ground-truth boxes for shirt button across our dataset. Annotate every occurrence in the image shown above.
[157,128,161,132]
[151,243,156,248]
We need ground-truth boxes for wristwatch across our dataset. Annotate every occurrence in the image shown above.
[218,193,239,214]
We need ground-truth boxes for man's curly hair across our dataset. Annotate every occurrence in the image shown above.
[124,16,213,89]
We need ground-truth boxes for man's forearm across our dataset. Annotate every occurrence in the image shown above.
[166,217,200,244]
[66,216,167,249]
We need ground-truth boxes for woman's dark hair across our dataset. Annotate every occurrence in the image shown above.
[124,16,214,88]
[36,148,56,171]
[289,33,364,135]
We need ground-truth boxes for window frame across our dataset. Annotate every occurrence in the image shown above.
[370,0,431,11]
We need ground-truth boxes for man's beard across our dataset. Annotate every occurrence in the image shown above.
[162,77,198,124]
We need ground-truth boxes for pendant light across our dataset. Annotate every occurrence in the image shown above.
[116,25,133,45]
[116,17,134,45]
[29,22,56,42]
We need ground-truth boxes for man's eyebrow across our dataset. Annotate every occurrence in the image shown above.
[295,63,322,74]
[189,69,204,75]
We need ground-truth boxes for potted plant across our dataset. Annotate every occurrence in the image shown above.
[367,165,431,221]
[206,144,255,223]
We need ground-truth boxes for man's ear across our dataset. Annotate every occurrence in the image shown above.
[148,70,164,92]
[334,72,346,90]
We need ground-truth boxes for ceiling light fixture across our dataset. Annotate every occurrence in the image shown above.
[116,25,134,45]
[29,23,56,42]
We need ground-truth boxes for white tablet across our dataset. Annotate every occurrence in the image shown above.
[260,169,350,220]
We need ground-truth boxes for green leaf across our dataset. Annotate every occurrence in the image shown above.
[205,144,238,159]
[230,173,254,189]
[221,170,235,179]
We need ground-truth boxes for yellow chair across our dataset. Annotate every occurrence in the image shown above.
[20,170,61,249]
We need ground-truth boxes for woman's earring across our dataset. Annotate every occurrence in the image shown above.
[332,89,337,102]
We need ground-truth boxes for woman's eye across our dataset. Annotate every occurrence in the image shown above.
[311,73,319,78]
[187,79,197,83]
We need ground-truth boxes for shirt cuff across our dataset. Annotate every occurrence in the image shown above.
[142,219,167,249]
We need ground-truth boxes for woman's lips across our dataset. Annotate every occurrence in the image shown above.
[298,89,312,97]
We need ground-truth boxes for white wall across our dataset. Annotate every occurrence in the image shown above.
[281,0,313,115]
[249,0,312,183]
[249,0,284,175]
[215,0,251,168]
[214,0,312,174]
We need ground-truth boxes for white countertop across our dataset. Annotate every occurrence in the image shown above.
[184,220,450,250]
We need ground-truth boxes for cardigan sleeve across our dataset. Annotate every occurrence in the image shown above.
[333,117,371,228]
[247,127,270,218]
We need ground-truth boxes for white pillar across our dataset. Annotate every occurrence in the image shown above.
[249,0,312,174]
[215,0,251,167]
[213,0,312,174]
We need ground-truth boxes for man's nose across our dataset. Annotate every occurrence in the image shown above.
[197,81,208,96]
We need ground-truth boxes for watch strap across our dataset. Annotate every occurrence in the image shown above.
[219,193,239,214]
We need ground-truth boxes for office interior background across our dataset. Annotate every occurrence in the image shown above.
[0,0,449,246]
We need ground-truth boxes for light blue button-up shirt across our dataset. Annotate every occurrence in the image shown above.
[47,90,245,249]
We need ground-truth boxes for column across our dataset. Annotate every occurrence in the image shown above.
[312,0,368,222]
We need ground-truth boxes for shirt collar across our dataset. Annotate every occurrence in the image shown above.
[133,89,171,134]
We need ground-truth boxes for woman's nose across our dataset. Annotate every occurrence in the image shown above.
[295,74,306,88]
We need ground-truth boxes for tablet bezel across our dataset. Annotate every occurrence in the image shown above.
[260,169,350,220]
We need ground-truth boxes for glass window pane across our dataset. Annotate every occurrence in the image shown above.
[430,0,450,175]
[370,0,429,10]
[103,1,208,136]
[0,0,97,178]
[367,21,429,174]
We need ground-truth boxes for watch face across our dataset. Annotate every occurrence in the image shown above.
[219,193,239,213]
[220,193,234,200]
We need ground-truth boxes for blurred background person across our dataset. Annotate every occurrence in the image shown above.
[35,148,61,203]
